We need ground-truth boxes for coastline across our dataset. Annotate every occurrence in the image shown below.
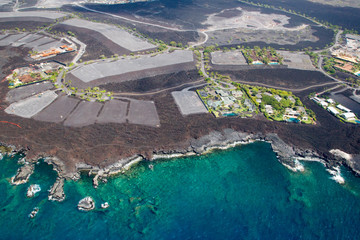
[2,128,357,201]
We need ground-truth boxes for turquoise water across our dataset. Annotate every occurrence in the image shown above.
[223,113,238,117]
[269,62,279,65]
[287,117,300,123]
[1,142,360,239]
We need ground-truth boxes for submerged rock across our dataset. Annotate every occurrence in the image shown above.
[27,184,41,198]
[78,197,95,211]
[11,163,35,185]
[48,178,65,202]
[101,202,109,209]
[28,207,39,219]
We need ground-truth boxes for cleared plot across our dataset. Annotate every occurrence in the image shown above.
[97,100,128,124]
[23,36,54,49]
[62,19,156,52]
[278,51,316,70]
[172,91,208,115]
[34,40,63,52]
[6,82,54,103]
[0,11,66,20]
[0,34,8,40]
[0,0,12,6]
[0,33,27,46]
[211,51,247,65]
[11,34,43,47]
[127,100,160,127]
[64,101,102,127]
[33,95,79,123]
[5,90,58,118]
[71,50,194,83]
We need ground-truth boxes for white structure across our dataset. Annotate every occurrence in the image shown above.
[337,104,352,112]
[265,105,274,115]
[327,107,339,116]
[341,112,356,120]
[327,99,335,104]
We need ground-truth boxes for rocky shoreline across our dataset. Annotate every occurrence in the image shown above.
[1,128,359,202]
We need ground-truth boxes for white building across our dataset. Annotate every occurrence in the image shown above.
[337,104,351,112]
[327,106,339,116]
[342,112,356,120]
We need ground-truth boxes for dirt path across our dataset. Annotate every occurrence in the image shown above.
[234,79,338,92]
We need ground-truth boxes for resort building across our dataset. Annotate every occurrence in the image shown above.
[327,106,339,116]
[341,112,356,121]
[337,104,352,112]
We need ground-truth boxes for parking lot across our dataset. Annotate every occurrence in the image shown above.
[97,100,128,124]
[211,51,248,65]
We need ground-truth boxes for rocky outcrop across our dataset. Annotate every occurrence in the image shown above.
[330,149,360,175]
[45,156,80,180]
[11,163,34,185]
[48,178,65,202]
[78,197,95,211]
[27,184,41,198]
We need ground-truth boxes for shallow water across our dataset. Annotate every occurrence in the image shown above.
[1,142,360,239]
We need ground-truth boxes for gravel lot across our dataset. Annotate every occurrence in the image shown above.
[62,19,156,52]
[172,91,208,115]
[5,90,58,118]
[97,100,128,124]
[127,100,160,127]
[63,101,103,127]
[71,50,194,83]
[0,33,27,46]
[11,34,42,47]
[0,11,66,20]
[211,51,247,65]
[33,95,80,123]
[6,82,54,104]
[278,51,316,70]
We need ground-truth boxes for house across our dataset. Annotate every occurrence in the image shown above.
[327,99,335,104]
[274,95,282,102]
[199,91,208,98]
[265,105,274,115]
[337,104,351,112]
[327,106,339,115]
[263,92,272,97]
[297,106,306,113]
[216,90,228,97]
[256,98,262,103]
[244,99,256,112]
[342,112,356,120]
[255,93,262,99]
[207,100,221,109]
[288,96,295,103]
[232,90,243,98]
[222,97,234,106]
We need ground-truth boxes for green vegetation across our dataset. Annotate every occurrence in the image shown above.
[305,51,320,67]
[242,46,283,65]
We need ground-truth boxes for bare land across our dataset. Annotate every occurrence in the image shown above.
[308,0,360,9]
[63,101,103,128]
[6,82,54,103]
[211,51,247,65]
[0,11,66,20]
[127,99,160,127]
[172,91,209,116]
[278,51,316,70]
[97,100,128,124]
[69,50,194,83]
[61,18,156,52]
[33,95,80,123]
[5,90,58,118]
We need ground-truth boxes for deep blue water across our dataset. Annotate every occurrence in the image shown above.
[1,142,360,239]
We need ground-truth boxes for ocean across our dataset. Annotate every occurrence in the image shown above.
[1,141,360,239]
